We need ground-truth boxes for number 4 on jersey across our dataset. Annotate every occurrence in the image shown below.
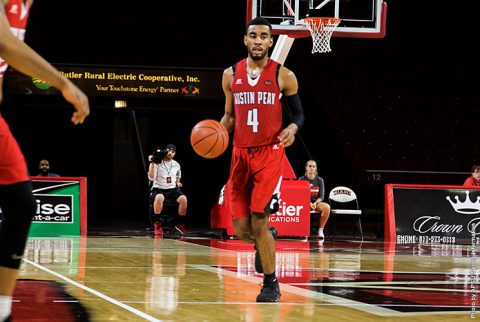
[247,108,259,133]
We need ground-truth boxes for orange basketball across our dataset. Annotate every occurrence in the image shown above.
[190,119,229,159]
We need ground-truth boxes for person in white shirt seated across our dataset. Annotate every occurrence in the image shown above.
[148,144,188,236]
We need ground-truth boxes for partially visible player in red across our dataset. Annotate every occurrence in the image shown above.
[220,17,304,302]
[0,1,89,320]
[463,165,480,187]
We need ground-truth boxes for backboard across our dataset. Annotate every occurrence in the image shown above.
[246,0,387,39]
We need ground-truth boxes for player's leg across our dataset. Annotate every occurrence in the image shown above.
[229,147,255,242]
[316,202,330,239]
[176,195,187,216]
[152,190,165,215]
[251,212,276,273]
[233,217,255,243]
[0,266,17,322]
[249,145,284,302]
[251,210,280,302]
[150,189,165,235]
[0,181,36,321]
[174,192,188,234]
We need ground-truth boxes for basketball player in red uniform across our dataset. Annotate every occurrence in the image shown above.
[0,1,89,320]
[220,17,304,302]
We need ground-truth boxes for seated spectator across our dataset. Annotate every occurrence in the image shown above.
[37,159,60,177]
[298,160,330,239]
[463,165,480,186]
[148,144,188,236]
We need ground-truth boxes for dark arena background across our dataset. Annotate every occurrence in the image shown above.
[3,1,480,321]
[2,0,478,233]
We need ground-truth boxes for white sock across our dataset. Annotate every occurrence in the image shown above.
[0,295,12,320]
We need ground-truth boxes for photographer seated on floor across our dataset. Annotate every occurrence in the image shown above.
[147,144,189,237]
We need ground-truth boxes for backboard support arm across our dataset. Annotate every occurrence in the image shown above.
[271,34,295,65]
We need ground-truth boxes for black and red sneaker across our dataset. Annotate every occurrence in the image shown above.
[154,221,163,236]
[174,223,189,235]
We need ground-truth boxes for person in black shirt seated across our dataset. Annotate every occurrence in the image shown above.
[297,160,330,239]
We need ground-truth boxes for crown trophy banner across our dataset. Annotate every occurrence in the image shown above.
[446,190,480,214]
[387,185,480,244]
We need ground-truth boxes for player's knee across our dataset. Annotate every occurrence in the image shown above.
[6,182,36,224]
[233,218,253,240]
[156,194,165,202]
[177,195,187,205]
[234,226,250,240]
[0,182,36,268]
[325,204,331,214]
[321,203,331,214]
[154,194,165,206]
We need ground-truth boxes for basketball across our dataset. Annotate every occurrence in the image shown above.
[190,119,229,159]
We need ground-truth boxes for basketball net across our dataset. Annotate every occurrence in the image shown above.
[304,17,341,54]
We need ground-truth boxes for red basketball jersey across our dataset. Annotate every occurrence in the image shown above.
[231,58,282,147]
[0,0,31,184]
[0,0,31,77]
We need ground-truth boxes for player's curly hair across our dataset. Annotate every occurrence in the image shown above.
[246,17,272,33]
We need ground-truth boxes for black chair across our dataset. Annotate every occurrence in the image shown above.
[149,193,180,236]
[328,186,363,240]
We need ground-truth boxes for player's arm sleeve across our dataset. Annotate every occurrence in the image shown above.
[319,177,325,201]
[282,93,305,129]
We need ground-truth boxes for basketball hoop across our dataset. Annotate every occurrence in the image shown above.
[304,17,341,54]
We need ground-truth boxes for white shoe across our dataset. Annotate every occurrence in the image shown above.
[318,228,325,239]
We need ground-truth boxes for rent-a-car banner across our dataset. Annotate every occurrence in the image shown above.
[29,179,82,237]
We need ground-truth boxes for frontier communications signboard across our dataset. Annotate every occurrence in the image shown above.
[211,180,310,237]
[385,184,480,244]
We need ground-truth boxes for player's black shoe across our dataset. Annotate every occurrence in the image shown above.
[2,315,11,322]
[254,226,278,273]
[256,279,281,302]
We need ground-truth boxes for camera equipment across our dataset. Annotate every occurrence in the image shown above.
[152,147,166,164]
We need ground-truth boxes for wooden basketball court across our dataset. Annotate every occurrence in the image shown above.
[11,233,477,321]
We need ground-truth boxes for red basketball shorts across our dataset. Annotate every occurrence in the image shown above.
[0,115,29,184]
[228,144,285,220]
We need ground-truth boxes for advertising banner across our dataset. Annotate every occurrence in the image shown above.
[5,65,223,100]
[211,180,310,237]
[385,184,480,244]
[30,177,87,237]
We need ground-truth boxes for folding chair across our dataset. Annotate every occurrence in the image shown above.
[328,186,363,240]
